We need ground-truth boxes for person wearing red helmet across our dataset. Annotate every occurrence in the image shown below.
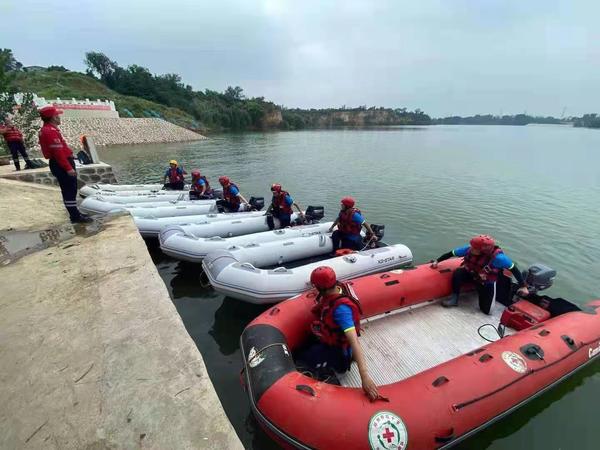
[265,183,304,228]
[328,196,377,252]
[431,235,529,313]
[0,119,34,170]
[189,170,214,199]
[38,105,92,223]
[297,266,379,401]
[218,176,249,212]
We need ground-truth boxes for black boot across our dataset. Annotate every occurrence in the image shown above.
[13,159,21,171]
[24,159,34,170]
[442,296,459,307]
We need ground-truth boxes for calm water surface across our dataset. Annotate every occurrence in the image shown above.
[99,125,600,450]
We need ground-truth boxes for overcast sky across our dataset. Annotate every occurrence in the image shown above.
[3,0,598,116]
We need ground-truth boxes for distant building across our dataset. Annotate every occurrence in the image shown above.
[14,93,119,119]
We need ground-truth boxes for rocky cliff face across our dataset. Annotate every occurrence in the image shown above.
[260,109,283,129]
[315,110,413,127]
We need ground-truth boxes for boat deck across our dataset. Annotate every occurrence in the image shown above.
[338,293,511,388]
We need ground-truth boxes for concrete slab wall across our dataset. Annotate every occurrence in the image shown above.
[0,181,242,450]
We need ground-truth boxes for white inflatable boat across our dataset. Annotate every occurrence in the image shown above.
[202,244,413,304]
[80,196,218,217]
[134,211,268,238]
[79,183,175,197]
[159,222,334,262]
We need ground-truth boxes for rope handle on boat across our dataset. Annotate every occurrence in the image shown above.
[244,342,290,369]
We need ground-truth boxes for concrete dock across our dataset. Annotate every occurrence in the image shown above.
[0,179,242,449]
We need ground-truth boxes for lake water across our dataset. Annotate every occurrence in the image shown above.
[99,125,600,449]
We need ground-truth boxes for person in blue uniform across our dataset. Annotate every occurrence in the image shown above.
[163,160,186,190]
[297,266,378,400]
[328,196,377,252]
[265,183,304,228]
[431,235,529,314]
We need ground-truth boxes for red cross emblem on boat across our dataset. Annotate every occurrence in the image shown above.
[368,411,408,450]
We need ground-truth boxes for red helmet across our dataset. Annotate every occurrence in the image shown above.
[341,196,355,208]
[218,176,230,185]
[470,235,496,252]
[191,170,201,178]
[310,266,337,290]
[271,183,282,193]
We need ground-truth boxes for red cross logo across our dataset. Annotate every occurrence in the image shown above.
[382,427,395,443]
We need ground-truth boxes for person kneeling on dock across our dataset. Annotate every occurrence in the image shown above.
[297,266,379,401]
[163,160,186,190]
[218,176,250,212]
[328,196,377,252]
[189,170,214,199]
[265,183,304,228]
[431,234,529,314]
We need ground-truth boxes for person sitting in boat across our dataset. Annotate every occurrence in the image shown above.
[218,176,250,212]
[189,170,214,199]
[298,266,379,400]
[430,235,529,314]
[163,160,186,190]
[265,183,304,228]
[328,196,377,252]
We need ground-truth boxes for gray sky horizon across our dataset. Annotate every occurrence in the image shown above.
[3,0,598,117]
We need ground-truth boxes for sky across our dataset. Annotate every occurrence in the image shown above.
[2,0,599,116]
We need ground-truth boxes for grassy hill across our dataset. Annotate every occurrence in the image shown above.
[11,69,199,129]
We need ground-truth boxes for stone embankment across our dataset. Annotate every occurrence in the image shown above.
[58,117,206,148]
[0,162,118,187]
[0,179,242,450]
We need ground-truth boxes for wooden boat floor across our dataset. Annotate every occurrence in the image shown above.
[338,293,511,388]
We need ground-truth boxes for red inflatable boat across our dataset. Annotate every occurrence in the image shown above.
[241,259,600,449]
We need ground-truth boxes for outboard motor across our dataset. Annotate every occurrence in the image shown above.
[249,196,265,211]
[304,206,325,224]
[523,263,556,294]
[370,224,385,242]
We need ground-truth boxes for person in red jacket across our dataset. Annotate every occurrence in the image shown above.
[0,120,34,170]
[38,106,91,223]
[297,266,379,401]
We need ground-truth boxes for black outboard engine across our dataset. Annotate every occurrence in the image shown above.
[249,196,265,211]
[304,206,325,224]
[523,264,556,294]
[370,224,385,242]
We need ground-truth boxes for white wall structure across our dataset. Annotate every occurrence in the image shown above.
[14,93,119,118]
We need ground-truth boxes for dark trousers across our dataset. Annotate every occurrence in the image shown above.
[273,211,292,228]
[451,267,498,314]
[296,342,351,375]
[189,189,214,200]
[49,158,81,221]
[164,181,184,190]
[7,141,31,170]
[331,230,362,251]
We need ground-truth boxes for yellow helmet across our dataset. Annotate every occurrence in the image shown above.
[169,159,178,165]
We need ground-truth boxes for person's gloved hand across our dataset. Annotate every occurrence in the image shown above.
[430,260,439,269]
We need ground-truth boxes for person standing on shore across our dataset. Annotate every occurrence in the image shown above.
[38,106,91,223]
[0,120,34,171]
[163,160,186,190]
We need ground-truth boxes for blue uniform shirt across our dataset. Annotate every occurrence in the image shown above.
[228,185,240,196]
[165,167,184,177]
[333,303,355,358]
[452,245,514,269]
[284,194,293,206]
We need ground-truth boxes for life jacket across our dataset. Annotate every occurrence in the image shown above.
[310,283,363,349]
[337,207,362,236]
[463,246,504,282]
[223,182,241,208]
[3,126,23,143]
[271,191,293,215]
[168,167,184,183]
[192,175,211,193]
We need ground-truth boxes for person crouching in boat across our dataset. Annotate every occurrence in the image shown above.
[297,266,379,401]
[265,183,304,228]
[189,170,214,199]
[328,196,377,253]
[218,176,250,212]
[431,234,529,314]
[163,160,186,190]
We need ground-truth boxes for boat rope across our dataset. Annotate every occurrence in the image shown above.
[453,336,600,410]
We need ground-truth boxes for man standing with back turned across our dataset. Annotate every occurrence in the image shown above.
[38,105,91,223]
